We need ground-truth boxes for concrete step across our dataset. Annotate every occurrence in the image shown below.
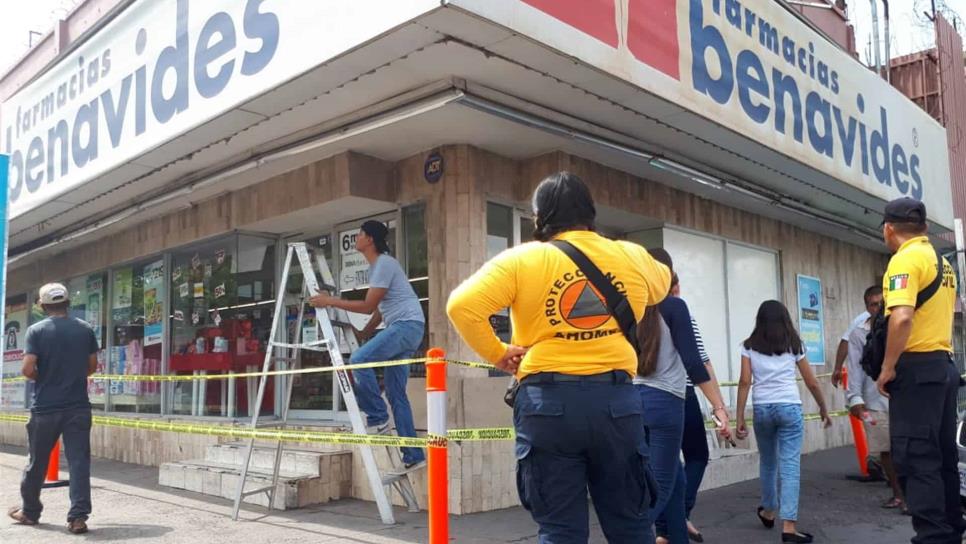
[204,443,346,476]
[159,449,353,509]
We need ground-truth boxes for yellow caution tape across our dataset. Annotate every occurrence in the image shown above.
[0,412,516,447]
[718,372,834,388]
[0,357,431,384]
[705,409,851,429]
[447,427,516,441]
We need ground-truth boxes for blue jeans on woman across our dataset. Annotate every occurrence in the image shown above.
[349,320,425,465]
[753,403,804,522]
[638,384,687,543]
[656,386,710,536]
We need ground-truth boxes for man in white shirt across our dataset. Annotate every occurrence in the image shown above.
[832,286,876,388]
[845,286,905,511]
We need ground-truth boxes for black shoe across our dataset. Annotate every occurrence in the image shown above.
[781,531,813,543]
[757,506,775,529]
[687,529,704,543]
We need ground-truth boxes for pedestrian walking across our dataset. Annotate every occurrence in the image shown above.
[309,220,426,469]
[639,259,732,544]
[8,283,99,534]
[447,171,670,543]
[654,277,719,542]
[845,286,905,512]
[735,300,832,543]
[874,197,963,544]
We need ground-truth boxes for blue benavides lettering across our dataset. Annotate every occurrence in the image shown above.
[3,0,280,205]
[690,0,922,199]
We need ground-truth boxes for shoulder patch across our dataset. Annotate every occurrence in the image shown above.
[888,274,909,291]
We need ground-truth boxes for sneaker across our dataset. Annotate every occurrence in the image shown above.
[366,422,390,435]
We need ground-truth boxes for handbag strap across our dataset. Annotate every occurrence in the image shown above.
[550,240,640,354]
[915,248,945,309]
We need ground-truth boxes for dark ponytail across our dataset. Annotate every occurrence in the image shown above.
[531,172,597,241]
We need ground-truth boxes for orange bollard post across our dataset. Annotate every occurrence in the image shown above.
[426,348,448,544]
[842,366,869,476]
[46,440,60,483]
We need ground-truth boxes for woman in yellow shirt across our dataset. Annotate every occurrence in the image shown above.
[447,172,670,543]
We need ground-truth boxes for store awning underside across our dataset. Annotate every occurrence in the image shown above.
[10,6,920,263]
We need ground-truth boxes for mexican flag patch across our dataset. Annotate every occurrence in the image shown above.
[889,274,909,290]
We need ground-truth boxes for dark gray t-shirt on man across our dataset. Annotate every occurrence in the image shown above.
[25,316,98,413]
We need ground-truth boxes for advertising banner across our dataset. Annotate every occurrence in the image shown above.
[143,260,164,346]
[455,0,955,228]
[797,274,826,365]
[1,0,439,219]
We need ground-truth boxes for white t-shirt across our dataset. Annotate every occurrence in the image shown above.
[840,311,870,342]
[741,346,805,405]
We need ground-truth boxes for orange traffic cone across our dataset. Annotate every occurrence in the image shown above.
[42,440,69,488]
[842,366,869,476]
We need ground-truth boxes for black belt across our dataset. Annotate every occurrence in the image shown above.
[520,370,629,385]
[898,350,953,363]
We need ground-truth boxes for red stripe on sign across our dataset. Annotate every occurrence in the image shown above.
[521,0,619,47]
[627,0,680,80]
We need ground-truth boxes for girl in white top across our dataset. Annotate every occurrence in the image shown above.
[735,300,830,544]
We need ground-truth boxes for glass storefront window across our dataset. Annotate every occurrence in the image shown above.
[284,234,336,414]
[1,295,30,410]
[169,235,276,417]
[109,259,164,414]
[67,273,108,410]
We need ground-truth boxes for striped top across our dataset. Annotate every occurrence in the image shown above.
[686,317,710,387]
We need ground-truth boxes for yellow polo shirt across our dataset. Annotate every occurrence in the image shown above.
[882,236,956,353]
[446,231,670,379]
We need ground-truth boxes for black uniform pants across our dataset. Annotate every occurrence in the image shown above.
[889,353,964,544]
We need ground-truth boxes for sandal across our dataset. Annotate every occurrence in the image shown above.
[7,507,38,526]
[881,496,904,509]
[757,506,775,529]
[67,518,88,534]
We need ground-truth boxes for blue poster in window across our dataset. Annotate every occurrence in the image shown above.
[796,274,825,365]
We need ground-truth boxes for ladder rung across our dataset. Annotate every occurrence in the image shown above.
[271,356,298,362]
[330,320,355,329]
[270,340,330,350]
[240,485,274,497]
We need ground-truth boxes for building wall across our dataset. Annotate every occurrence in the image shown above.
[3,143,886,515]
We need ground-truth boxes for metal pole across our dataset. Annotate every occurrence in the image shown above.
[869,0,883,76]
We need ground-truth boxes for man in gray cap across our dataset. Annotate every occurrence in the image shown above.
[875,198,963,543]
[8,283,99,534]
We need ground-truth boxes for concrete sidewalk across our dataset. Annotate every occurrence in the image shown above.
[0,444,917,543]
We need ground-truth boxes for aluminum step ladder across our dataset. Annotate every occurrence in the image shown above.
[231,242,419,523]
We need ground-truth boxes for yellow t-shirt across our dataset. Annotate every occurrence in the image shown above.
[446,230,671,379]
[882,236,956,353]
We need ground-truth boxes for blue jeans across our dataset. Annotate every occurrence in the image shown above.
[754,403,804,522]
[638,385,687,544]
[349,320,425,465]
[656,386,709,535]
[21,408,92,522]
[515,372,655,544]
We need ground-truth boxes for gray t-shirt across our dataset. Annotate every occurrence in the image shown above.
[370,254,424,326]
[633,318,688,398]
[25,316,98,413]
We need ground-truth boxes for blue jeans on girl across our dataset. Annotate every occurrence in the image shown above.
[753,403,805,521]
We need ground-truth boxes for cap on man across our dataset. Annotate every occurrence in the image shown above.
[8,283,99,534]
[875,197,963,542]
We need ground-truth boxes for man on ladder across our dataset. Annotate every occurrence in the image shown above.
[309,220,426,470]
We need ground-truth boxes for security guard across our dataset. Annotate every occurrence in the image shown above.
[875,197,963,544]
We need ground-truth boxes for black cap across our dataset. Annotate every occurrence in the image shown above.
[360,220,391,253]
[881,197,927,226]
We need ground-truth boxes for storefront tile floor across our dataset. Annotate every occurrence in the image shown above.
[0,445,916,543]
